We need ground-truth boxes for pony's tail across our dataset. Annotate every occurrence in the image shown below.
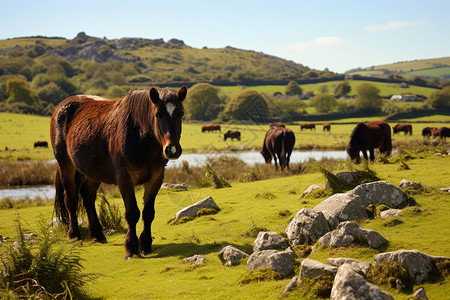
[54,167,69,225]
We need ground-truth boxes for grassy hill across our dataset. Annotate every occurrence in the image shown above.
[346,57,450,78]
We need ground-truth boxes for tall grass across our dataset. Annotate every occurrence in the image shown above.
[0,160,56,186]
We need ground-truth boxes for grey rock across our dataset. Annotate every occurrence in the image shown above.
[331,264,394,300]
[326,257,372,275]
[217,245,248,266]
[380,209,402,219]
[183,254,206,264]
[373,250,434,283]
[439,186,450,192]
[298,184,323,198]
[299,258,337,280]
[247,249,295,277]
[318,221,387,249]
[412,287,429,300]
[161,183,188,190]
[173,196,219,221]
[398,179,422,189]
[285,208,331,245]
[253,231,288,252]
[351,181,408,208]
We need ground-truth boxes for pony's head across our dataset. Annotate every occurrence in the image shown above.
[149,86,187,159]
[346,143,360,163]
[260,147,272,163]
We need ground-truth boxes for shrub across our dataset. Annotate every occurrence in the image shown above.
[97,194,126,234]
[367,262,413,292]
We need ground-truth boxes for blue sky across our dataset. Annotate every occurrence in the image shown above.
[1,0,449,73]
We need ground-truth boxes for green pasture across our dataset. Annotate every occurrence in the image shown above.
[1,112,449,160]
[0,152,449,299]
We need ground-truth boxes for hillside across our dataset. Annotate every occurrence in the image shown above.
[0,32,338,87]
[346,57,450,79]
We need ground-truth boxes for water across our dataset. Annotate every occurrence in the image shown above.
[0,150,347,201]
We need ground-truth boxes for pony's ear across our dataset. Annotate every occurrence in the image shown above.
[177,85,187,102]
[149,87,160,105]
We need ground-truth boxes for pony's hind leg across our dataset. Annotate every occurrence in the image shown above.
[79,174,106,243]
[59,164,82,240]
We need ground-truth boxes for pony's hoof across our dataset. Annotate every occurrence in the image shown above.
[124,253,142,260]
[140,250,154,256]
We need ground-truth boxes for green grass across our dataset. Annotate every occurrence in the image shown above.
[0,150,449,299]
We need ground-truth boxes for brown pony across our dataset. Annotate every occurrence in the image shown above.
[269,122,285,128]
[50,86,187,258]
[224,130,241,141]
[422,127,438,138]
[347,121,392,163]
[301,123,315,131]
[393,123,412,135]
[436,127,450,141]
[323,123,331,131]
[260,127,296,171]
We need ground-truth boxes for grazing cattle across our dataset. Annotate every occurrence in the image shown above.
[347,121,392,163]
[422,127,438,138]
[323,123,331,132]
[301,123,316,131]
[269,122,285,128]
[393,123,412,135]
[34,141,48,148]
[224,130,241,141]
[436,127,450,141]
[260,127,296,171]
[201,124,221,132]
[50,86,187,258]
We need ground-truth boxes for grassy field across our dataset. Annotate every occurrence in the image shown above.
[0,149,449,299]
[1,112,449,160]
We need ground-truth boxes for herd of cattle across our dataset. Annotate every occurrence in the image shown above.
[200,122,450,170]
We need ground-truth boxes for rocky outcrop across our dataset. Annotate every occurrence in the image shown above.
[298,258,337,281]
[318,221,387,249]
[253,231,288,252]
[326,257,372,274]
[285,208,330,245]
[330,264,394,300]
[247,249,295,277]
[172,196,220,221]
[218,245,248,266]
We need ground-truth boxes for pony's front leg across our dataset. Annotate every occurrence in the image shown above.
[369,149,375,161]
[117,176,140,259]
[139,171,164,255]
[274,155,278,170]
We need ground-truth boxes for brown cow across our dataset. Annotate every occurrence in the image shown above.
[301,123,316,131]
[347,121,392,163]
[393,123,412,135]
[261,127,296,171]
[224,130,241,141]
[201,124,221,132]
[436,127,450,141]
[323,123,331,132]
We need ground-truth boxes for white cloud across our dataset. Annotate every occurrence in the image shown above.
[364,19,426,31]
[284,36,344,52]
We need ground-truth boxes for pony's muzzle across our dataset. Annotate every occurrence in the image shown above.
[164,144,182,159]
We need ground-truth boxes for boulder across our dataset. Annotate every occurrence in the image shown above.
[351,181,408,208]
[373,250,435,283]
[161,183,188,190]
[318,221,387,249]
[253,231,288,252]
[172,196,219,221]
[330,264,394,300]
[298,184,323,198]
[298,258,337,280]
[285,208,331,245]
[326,257,372,274]
[398,179,422,190]
[313,192,368,229]
[183,254,206,264]
[412,287,429,300]
[218,245,248,266]
[380,209,402,219]
[247,249,295,277]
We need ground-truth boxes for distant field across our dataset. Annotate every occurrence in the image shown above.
[1,112,449,161]
[405,67,450,77]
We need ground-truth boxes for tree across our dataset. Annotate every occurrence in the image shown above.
[334,81,351,97]
[428,86,450,109]
[310,93,337,113]
[223,89,269,122]
[354,83,382,112]
[6,78,37,105]
[285,81,302,95]
[185,83,223,120]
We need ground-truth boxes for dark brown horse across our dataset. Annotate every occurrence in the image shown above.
[269,122,285,128]
[347,121,392,163]
[201,124,221,132]
[34,141,48,148]
[224,130,241,141]
[301,123,316,131]
[393,123,412,135]
[422,127,438,138]
[323,123,331,132]
[260,127,295,171]
[50,86,187,258]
